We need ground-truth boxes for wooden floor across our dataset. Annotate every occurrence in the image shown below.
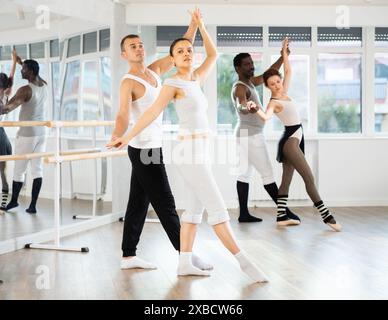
[0,196,112,241]
[0,206,387,300]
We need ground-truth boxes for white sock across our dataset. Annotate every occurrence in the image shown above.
[178,252,211,276]
[120,256,157,270]
[235,251,268,283]
[192,254,214,270]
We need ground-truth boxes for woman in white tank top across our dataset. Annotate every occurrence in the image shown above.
[255,38,341,232]
[108,9,268,283]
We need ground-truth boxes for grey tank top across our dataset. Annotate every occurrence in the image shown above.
[231,81,265,137]
[18,83,48,137]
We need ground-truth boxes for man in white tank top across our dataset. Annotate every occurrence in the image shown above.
[232,49,301,225]
[110,15,212,271]
[0,59,48,214]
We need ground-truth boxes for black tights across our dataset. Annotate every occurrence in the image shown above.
[0,162,8,192]
[278,138,321,203]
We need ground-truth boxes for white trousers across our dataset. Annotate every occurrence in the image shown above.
[237,133,275,185]
[13,135,46,182]
[173,138,230,226]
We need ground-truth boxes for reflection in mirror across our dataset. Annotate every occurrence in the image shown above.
[0,3,112,245]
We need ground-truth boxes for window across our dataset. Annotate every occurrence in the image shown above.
[52,62,61,120]
[317,53,362,133]
[375,53,388,133]
[0,46,12,61]
[217,26,263,47]
[39,63,48,82]
[217,52,263,134]
[157,26,203,47]
[58,30,111,136]
[269,27,311,47]
[375,27,388,48]
[50,39,59,58]
[83,32,97,54]
[38,63,50,120]
[14,44,27,59]
[61,61,81,134]
[101,57,112,135]
[67,36,81,58]
[60,42,64,59]
[81,60,100,135]
[318,27,362,47]
[29,42,45,59]
[99,29,110,51]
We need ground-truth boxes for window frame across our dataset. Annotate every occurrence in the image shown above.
[59,28,111,137]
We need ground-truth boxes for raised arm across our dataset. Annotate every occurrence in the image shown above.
[192,9,218,83]
[107,85,176,149]
[281,38,291,94]
[148,12,198,76]
[0,85,32,115]
[9,49,18,80]
[3,49,19,97]
[111,79,133,141]
[251,38,290,87]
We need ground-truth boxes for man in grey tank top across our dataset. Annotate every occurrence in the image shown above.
[0,59,48,214]
[231,50,300,224]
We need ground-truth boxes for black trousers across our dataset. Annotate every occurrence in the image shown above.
[121,146,180,257]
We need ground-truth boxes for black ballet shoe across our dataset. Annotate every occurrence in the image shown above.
[4,201,19,212]
[239,214,263,223]
[26,207,37,214]
[286,208,301,222]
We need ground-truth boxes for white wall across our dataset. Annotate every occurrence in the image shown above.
[318,138,388,206]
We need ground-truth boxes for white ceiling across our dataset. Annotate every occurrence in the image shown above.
[119,0,388,5]
[0,1,65,32]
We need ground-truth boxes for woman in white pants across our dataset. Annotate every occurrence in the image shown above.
[108,9,268,283]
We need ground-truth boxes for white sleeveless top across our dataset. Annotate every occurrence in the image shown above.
[123,69,163,149]
[273,98,301,126]
[231,81,265,137]
[164,78,210,135]
[18,83,48,137]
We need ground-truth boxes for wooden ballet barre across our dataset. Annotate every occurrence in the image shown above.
[47,120,115,128]
[0,121,51,128]
[45,150,127,164]
[0,148,101,162]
